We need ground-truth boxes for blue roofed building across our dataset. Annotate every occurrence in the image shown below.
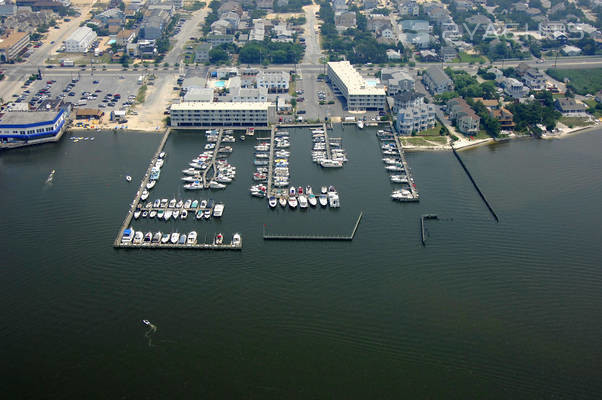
[0,107,70,149]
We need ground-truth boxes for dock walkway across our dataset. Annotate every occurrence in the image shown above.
[394,135,420,202]
[266,126,276,196]
[202,128,224,188]
[263,212,363,241]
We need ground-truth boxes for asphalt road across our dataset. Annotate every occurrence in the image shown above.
[301,4,322,65]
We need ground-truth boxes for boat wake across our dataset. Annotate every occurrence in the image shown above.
[143,321,158,347]
[45,170,55,185]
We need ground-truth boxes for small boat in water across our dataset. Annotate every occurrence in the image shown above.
[146,180,156,190]
[153,199,161,208]
[161,233,170,244]
[178,234,187,244]
[214,233,224,245]
[133,231,144,244]
[176,200,184,209]
[268,196,277,208]
[288,196,298,208]
[164,210,173,220]
[169,199,176,208]
[191,200,199,209]
[121,228,134,244]
[319,194,328,207]
[134,209,141,219]
[321,186,327,194]
[308,193,317,207]
[200,199,208,209]
[152,232,161,243]
[141,190,149,201]
[209,181,226,189]
[142,319,151,326]
[170,232,179,244]
[187,231,197,245]
[279,196,287,207]
[125,175,132,182]
[142,210,149,218]
[232,233,241,246]
[173,210,180,219]
[213,203,224,217]
[144,232,152,243]
[184,182,204,190]
[298,195,308,209]
[181,210,188,219]
[149,210,157,218]
[357,120,364,129]
[184,199,192,209]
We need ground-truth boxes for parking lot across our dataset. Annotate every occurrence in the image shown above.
[10,72,143,121]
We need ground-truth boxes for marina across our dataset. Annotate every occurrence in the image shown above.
[376,129,420,202]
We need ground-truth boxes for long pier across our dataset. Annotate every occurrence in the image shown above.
[202,128,224,188]
[266,126,276,196]
[263,212,363,241]
[113,128,171,247]
[115,240,242,250]
[322,122,332,160]
[452,147,499,222]
[394,135,420,202]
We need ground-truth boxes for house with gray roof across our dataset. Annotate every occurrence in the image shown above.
[422,66,454,94]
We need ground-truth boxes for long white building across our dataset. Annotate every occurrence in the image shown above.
[170,102,276,127]
[64,27,97,53]
[327,61,386,111]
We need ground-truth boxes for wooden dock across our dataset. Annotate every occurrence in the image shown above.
[322,122,332,160]
[202,128,224,188]
[266,126,276,196]
[394,135,420,202]
[263,212,363,241]
[420,214,438,246]
[113,128,171,248]
[115,240,242,251]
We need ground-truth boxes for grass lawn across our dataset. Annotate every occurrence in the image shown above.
[454,52,487,64]
[401,136,448,146]
[136,84,148,104]
[415,121,444,136]
[559,116,593,127]
[546,68,602,95]
[584,99,602,118]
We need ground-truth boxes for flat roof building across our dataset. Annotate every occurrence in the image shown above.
[170,101,276,127]
[183,87,214,102]
[0,30,29,62]
[0,108,68,148]
[327,61,386,111]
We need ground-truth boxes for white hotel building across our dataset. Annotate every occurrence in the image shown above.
[327,61,386,111]
[170,102,277,127]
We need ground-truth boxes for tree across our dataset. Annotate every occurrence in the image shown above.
[209,47,229,64]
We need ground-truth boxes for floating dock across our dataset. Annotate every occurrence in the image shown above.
[266,126,276,196]
[263,212,363,241]
[201,128,224,188]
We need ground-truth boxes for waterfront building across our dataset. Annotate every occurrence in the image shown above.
[0,108,68,148]
[327,61,386,111]
[64,27,97,53]
[170,102,277,127]
[395,98,436,135]
[447,97,480,135]
[554,98,588,116]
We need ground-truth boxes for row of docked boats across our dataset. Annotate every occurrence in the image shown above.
[377,130,416,201]
[140,152,166,200]
[311,128,347,168]
[134,198,225,220]
[182,130,237,190]
[267,185,340,209]
[121,228,240,247]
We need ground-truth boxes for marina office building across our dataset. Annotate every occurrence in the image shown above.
[0,108,69,149]
[327,61,386,111]
[170,102,277,127]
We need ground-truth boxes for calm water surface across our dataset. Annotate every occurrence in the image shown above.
[1,127,601,399]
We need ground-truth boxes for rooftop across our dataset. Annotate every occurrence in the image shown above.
[328,61,386,96]
[0,30,28,50]
[0,110,61,126]
[66,26,95,43]
[171,102,273,111]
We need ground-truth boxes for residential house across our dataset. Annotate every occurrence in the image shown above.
[206,34,234,46]
[368,15,392,34]
[115,30,136,47]
[418,49,439,61]
[447,97,480,135]
[364,0,378,9]
[399,0,420,16]
[401,20,430,33]
[382,68,415,94]
[490,107,515,130]
[487,67,504,82]
[523,68,546,91]
[502,77,529,98]
[422,66,454,95]
[554,98,587,116]
[334,0,347,12]
[562,45,582,56]
[221,11,241,31]
[256,0,273,9]
[194,42,212,63]
[465,14,492,27]
[386,49,402,60]
[440,46,457,62]
[396,101,436,134]
[539,21,566,38]
[218,1,243,16]
[335,11,356,31]
[381,28,395,41]
[211,19,232,35]
[392,91,425,114]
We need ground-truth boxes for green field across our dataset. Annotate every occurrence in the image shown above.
[454,52,487,64]
[546,68,602,95]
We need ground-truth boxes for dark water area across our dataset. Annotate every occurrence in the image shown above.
[1,127,601,399]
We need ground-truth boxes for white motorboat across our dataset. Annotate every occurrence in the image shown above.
[141,190,149,200]
[170,232,179,244]
[187,231,197,245]
[232,233,241,246]
[184,182,204,190]
[328,193,340,208]
[320,159,343,168]
[383,158,399,165]
[181,176,201,182]
[176,200,183,208]
[134,210,141,219]
[390,175,408,183]
[168,199,176,208]
[184,199,192,208]
[173,210,180,219]
[321,186,327,194]
[308,194,317,207]
[268,196,277,208]
[319,194,328,207]
[149,210,157,218]
[214,233,224,245]
[164,210,173,220]
[217,176,232,183]
[161,233,170,244]
[152,232,162,243]
[200,199,208,209]
[146,180,156,190]
[298,195,308,209]
[278,196,287,207]
[357,120,364,129]
[159,152,166,159]
[181,210,188,219]
[209,181,226,189]
[250,190,266,198]
[385,165,403,172]
[160,199,168,208]
[155,159,164,168]
[213,203,224,217]
[153,199,161,208]
[133,231,144,244]
[125,175,132,182]
[288,196,298,208]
